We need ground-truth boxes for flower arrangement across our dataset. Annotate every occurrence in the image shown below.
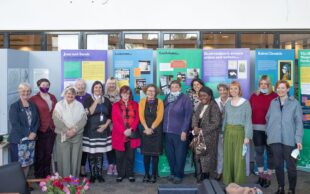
[40,173,90,194]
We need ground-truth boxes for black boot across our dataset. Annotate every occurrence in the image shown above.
[88,155,96,183]
[288,189,295,194]
[202,172,210,181]
[143,174,151,182]
[256,176,264,186]
[275,187,285,194]
[96,154,105,183]
[150,174,157,183]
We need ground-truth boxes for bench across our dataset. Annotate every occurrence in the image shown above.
[198,179,225,194]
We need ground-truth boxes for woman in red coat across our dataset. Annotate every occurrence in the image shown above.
[112,86,140,182]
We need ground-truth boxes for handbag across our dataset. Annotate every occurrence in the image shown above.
[194,133,207,156]
[189,113,207,156]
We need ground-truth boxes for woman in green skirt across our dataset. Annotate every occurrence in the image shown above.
[222,81,252,185]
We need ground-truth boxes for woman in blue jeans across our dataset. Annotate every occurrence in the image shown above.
[266,80,304,194]
[163,80,193,184]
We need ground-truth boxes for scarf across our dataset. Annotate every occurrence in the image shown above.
[119,100,136,128]
[54,99,85,129]
[167,93,180,103]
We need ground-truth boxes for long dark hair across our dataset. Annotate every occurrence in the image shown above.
[190,78,205,91]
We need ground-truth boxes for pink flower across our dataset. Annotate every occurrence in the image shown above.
[41,186,47,192]
[39,181,46,187]
[63,187,70,194]
[84,185,89,190]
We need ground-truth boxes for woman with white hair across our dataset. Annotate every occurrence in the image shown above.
[52,86,87,177]
[9,83,39,178]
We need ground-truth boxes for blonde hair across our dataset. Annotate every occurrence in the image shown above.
[105,77,120,95]
[256,75,273,95]
[18,82,32,93]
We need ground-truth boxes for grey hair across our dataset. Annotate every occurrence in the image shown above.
[75,79,87,87]
[18,82,32,93]
[62,85,77,97]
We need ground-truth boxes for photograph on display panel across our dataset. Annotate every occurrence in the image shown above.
[138,60,151,74]
[160,75,173,95]
[278,60,293,81]
[115,68,130,81]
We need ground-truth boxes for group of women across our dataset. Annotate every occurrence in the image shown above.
[8,75,303,194]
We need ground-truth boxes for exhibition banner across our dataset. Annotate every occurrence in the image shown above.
[61,50,108,93]
[298,50,310,172]
[255,49,295,96]
[156,49,202,98]
[202,48,251,99]
[112,49,154,101]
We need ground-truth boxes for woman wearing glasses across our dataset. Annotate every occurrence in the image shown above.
[112,85,140,183]
[82,81,112,183]
[139,84,164,183]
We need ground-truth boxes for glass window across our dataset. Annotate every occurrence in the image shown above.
[203,33,235,49]
[0,35,3,48]
[87,33,120,50]
[124,33,158,49]
[241,33,274,50]
[163,33,198,48]
[47,34,79,51]
[9,34,41,51]
[280,34,310,58]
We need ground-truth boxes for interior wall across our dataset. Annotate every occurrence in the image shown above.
[28,51,62,100]
[1,0,310,30]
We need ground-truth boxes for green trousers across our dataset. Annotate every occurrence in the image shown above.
[223,124,246,185]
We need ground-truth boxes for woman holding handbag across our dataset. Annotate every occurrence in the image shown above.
[112,85,140,183]
[191,86,221,182]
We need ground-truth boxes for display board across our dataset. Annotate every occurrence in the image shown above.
[298,50,310,172]
[156,49,202,98]
[255,49,295,96]
[202,49,251,99]
[112,49,154,101]
[61,50,108,93]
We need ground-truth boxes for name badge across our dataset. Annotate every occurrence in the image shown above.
[100,114,104,122]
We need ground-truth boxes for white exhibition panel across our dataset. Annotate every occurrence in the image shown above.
[0,0,310,30]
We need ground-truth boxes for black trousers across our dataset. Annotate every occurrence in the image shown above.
[144,155,159,176]
[107,149,116,165]
[81,152,87,166]
[115,142,135,178]
[270,143,297,190]
[35,130,55,178]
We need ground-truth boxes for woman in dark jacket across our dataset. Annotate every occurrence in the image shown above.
[82,81,112,183]
[192,86,221,182]
[163,80,193,184]
[139,84,164,183]
[9,82,39,178]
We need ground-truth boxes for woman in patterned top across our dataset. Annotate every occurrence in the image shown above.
[9,83,39,178]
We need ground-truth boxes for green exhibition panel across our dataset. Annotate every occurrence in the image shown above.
[156,49,202,98]
[156,49,202,176]
[298,50,310,172]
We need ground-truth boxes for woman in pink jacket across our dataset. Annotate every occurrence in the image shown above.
[112,85,140,183]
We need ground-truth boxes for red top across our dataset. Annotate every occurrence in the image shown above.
[249,92,278,124]
[112,100,140,151]
[30,92,57,133]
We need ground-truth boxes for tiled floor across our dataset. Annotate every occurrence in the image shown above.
[32,170,310,194]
